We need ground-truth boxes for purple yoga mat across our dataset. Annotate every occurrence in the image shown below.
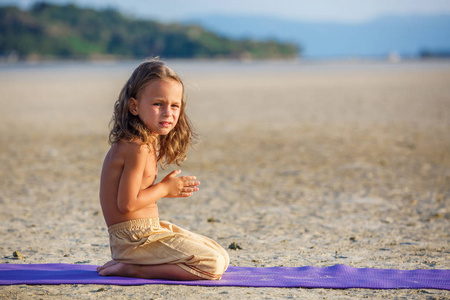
[0,264,449,290]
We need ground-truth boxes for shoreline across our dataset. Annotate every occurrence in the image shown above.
[1,56,450,70]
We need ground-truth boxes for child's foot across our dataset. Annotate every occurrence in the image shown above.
[98,261,137,277]
[97,260,118,273]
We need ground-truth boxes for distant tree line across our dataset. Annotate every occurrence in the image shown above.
[419,49,450,59]
[0,2,300,61]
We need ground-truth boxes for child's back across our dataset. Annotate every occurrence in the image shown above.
[100,141,159,227]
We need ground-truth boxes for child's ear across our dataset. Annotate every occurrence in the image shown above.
[128,97,139,116]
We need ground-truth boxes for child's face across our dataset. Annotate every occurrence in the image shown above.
[130,79,183,136]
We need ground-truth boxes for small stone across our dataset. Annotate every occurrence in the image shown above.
[349,236,358,242]
[13,251,24,260]
[207,217,220,223]
[228,242,242,250]
[75,260,91,264]
[381,218,393,224]
[432,213,443,219]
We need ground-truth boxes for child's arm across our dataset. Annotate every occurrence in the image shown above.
[117,143,199,213]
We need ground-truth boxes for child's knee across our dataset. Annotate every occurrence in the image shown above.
[210,252,228,275]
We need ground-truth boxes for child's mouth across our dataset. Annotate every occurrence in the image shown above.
[160,122,172,128]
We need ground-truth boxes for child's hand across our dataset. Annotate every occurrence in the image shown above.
[161,170,200,198]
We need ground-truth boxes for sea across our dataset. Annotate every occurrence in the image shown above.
[1,58,450,76]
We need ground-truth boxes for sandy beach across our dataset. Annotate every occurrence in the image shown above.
[0,59,449,299]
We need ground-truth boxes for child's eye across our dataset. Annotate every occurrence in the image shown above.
[153,103,162,107]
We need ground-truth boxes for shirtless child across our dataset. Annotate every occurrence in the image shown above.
[97,60,229,280]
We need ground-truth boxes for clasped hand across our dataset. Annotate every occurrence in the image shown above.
[161,170,200,198]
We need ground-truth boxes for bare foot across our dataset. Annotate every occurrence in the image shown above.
[97,260,118,273]
[98,262,204,280]
[98,262,137,277]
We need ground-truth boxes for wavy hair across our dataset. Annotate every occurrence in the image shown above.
[109,59,196,166]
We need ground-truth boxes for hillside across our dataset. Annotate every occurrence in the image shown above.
[0,3,300,61]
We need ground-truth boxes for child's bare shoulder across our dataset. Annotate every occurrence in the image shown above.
[112,140,152,163]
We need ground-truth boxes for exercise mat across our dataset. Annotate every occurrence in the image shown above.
[0,264,449,290]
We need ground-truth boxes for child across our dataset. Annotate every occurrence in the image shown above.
[97,60,229,280]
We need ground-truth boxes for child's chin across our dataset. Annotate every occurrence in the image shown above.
[157,129,172,136]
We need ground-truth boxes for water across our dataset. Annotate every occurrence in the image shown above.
[1,58,450,75]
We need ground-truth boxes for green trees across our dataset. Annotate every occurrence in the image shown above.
[0,3,300,60]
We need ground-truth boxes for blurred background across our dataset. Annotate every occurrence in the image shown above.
[1,0,450,62]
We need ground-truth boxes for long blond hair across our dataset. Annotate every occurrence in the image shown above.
[109,59,196,166]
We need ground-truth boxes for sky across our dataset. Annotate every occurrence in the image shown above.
[2,0,450,23]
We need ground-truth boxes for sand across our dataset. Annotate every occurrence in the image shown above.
[0,60,449,299]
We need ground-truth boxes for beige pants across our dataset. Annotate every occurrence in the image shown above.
[108,218,229,280]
